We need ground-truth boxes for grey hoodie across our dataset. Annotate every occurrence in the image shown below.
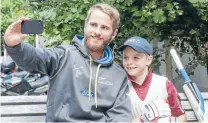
[5,35,132,122]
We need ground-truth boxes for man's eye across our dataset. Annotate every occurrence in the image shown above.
[90,23,96,27]
[123,56,127,59]
[134,57,139,60]
[102,26,109,30]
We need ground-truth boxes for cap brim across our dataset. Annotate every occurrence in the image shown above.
[118,45,127,52]
[118,44,149,55]
[118,44,139,52]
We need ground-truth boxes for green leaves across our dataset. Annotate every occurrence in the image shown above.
[1,0,208,66]
[188,0,208,21]
[152,9,166,23]
[189,29,197,34]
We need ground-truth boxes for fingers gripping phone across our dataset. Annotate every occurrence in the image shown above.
[21,20,43,34]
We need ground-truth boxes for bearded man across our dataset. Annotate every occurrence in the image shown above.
[4,3,132,122]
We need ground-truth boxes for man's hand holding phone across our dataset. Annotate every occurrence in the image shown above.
[21,20,43,34]
[4,17,43,47]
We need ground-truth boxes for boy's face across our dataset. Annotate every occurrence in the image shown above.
[123,47,152,78]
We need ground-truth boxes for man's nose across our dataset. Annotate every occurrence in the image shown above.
[95,27,101,35]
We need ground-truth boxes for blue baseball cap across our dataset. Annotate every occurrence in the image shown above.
[118,36,153,55]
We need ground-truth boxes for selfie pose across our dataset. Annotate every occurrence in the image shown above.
[4,3,132,122]
[119,36,187,122]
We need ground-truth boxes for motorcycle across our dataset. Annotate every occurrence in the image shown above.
[0,58,49,96]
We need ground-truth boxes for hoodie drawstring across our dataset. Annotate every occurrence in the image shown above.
[88,56,101,108]
[95,64,101,108]
[88,56,92,101]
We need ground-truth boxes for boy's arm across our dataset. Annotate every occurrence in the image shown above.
[166,80,187,122]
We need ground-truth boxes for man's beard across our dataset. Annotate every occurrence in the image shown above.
[85,35,110,52]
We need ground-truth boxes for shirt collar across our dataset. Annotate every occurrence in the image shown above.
[128,68,153,87]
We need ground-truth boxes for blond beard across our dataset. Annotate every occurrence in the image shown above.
[85,36,110,52]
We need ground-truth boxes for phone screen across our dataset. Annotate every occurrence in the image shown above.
[21,20,43,34]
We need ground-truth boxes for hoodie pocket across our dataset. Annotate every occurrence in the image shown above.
[54,103,70,122]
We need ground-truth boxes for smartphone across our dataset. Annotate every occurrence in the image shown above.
[21,20,43,34]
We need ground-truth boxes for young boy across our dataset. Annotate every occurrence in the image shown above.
[119,36,187,122]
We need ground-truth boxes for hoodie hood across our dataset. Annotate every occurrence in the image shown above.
[72,35,114,66]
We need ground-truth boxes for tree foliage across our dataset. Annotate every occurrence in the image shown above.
[1,0,208,76]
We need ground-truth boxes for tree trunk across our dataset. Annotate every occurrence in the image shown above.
[152,39,161,75]
[165,40,173,81]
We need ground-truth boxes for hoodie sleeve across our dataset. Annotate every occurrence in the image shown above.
[106,76,133,122]
[4,42,65,77]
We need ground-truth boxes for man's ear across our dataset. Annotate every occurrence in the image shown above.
[111,29,118,41]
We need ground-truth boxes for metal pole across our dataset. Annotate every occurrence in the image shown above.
[36,34,39,48]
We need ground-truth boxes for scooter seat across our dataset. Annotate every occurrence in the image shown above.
[1,59,16,74]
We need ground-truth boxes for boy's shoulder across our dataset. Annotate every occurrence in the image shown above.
[152,73,168,80]
[152,73,174,85]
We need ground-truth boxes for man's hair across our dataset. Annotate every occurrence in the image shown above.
[85,3,120,31]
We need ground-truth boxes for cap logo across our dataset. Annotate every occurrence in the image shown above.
[126,38,141,44]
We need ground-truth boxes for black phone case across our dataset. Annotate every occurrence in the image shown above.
[21,20,43,34]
